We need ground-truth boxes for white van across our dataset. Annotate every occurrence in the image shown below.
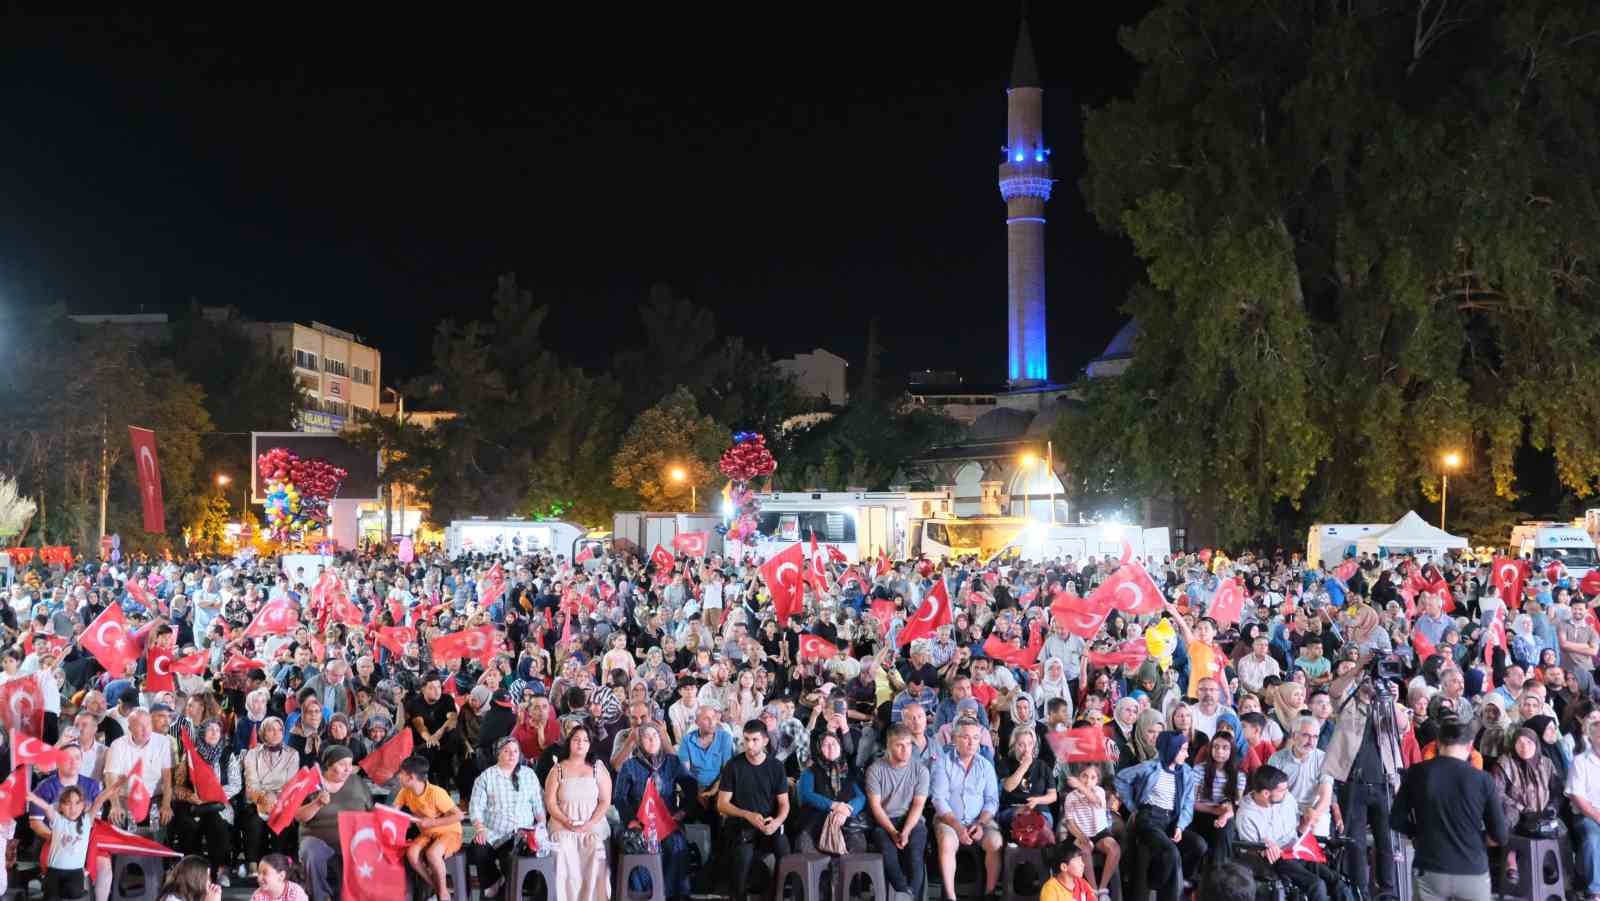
[1511,524,1598,577]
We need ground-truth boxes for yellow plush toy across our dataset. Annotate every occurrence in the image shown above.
[1145,618,1177,670]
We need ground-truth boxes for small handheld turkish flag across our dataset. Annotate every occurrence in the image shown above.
[798,635,839,661]
[760,543,806,623]
[244,597,300,638]
[896,580,952,646]
[637,775,679,838]
[181,729,227,804]
[1050,591,1112,640]
[268,766,322,834]
[1285,829,1326,863]
[358,728,415,784]
[13,735,68,771]
[1088,563,1164,616]
[673,532,708,558]
[1208,578,1245,628]
[169,651,210,676]
[126,759,152,824]
[1045,725,1113,763]
[0,767,26,821]
[430,625,499,665]
[651,545,676,573]
[81,604,139,677]
[0,673,46,738]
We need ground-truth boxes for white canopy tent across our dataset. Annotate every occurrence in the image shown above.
[1354,510,1468,559]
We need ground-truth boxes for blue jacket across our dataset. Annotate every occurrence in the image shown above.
[1114,760,1198,831]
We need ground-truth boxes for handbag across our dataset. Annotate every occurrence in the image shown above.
[1514,808,1563,839]
[840,814,869,836]
[1009,808,1053,848]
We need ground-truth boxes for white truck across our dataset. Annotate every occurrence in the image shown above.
[1510,522,1598,576]
[611,512,724,559]
[445,518,592,560]
[1306,523,1389,569]
[729,489,956,563]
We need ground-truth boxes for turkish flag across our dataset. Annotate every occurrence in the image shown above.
[0,767,25,821]
[222,655,268,675]
[372,804,413,862]
[324,589,366,628]
[86,821,181,859]
[1427,573,1456,613]
[798,635,839,661]
[1089,563,1165,616]
[127,426,165,533]
[1581,569,1600,598]
[180,729,227,804]
[125,577,157,610]
[358,728,414,784]
[1546,560,1567,585]
[372,625,416,658]
[826,544,848,565]
[430,625,499,665]
[896,580,952,646]
[81,604,139,677]
[1334,559,1358,584]
[13,735,68,771]
[1119,539,1134,566]
[1284,829,1327,863]
[1086,640,1149,669]
[145,643,175,693]
[1050,591,1112,640]
[1493,557,1525,611]
[1411,630,1437,662]
[807,549,831,596]
[673,532,708,558]
[983,571,1000,587]
[340,810,407,901]
[575,544,594,565]
[760,543,806,623]
[982,631,1044,669]
[876,549,891,578]
[480,564,507,607]
[169,651,210,676]
[244,597,300,638]
[1208,578,1245,627]
[310,570,337,607]
[0,673,46,738]
[268,766,322,834]
[387,595,407,625]
[651,545,676,573]
[126,759,151,823]
[838,568,867,593]
[1045,725,1114,763]
[636,775,679,838]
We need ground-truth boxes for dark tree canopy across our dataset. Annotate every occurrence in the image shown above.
[1062,0,1600,543]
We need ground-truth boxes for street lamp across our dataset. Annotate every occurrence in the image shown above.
[1440,452,1462,532]
[1018,453,1038,520]
[670,467,695,511]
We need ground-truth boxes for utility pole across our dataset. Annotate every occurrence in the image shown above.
[97,414,109,542]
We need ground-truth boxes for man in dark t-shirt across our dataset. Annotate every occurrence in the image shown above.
[405,670,461,789]
[717,720,791,900]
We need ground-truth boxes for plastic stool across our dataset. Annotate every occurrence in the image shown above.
[683,823,713,863]
[1500,835,1568,901]
[504,853,559,901]
[834,852,886,901]
[953,843,987,896]
[614,853,666,901]
[110,855,164,901]
[999,845,1046,901]
[773,852,830,901]
[438,851,470,901]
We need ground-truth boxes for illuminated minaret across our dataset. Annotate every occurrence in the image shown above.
[1000,12,1051,386]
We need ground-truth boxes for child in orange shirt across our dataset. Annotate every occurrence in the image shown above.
[1039,842,1097,901]
[395,756,465,901]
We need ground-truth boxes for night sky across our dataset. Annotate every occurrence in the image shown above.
[0,6,1153,384]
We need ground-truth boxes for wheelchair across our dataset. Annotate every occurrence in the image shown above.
[1233,839,1362,901]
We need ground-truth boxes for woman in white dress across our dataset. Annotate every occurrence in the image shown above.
[545,723,612,901]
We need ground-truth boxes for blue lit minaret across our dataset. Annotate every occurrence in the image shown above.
[1000,13,1051,386]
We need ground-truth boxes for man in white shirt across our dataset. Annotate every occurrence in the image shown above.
[1239,635,1283,695]
[1566,719,1600,900]
[103,709,174,828]
[1236,765,1341,901]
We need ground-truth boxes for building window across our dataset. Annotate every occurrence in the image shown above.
[294,349,318,372]
[324,358,348,377]
[318,399,349,418]
[351,366,373,386]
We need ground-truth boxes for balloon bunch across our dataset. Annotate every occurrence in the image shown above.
[256,448,350,542]
[718,432,777,543]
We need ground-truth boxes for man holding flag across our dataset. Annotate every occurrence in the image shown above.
[1235,766,1342,901]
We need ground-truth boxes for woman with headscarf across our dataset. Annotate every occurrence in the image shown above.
[1113,730,1206,901]
[1108,698,1144,770]
[241,716,300,875]
[794,731,867,856]
[169,717,242,884]
[287,696,325,768]
[1493,727,1557,884]
[1342,603,1388,654]
[1131,709,1165,764]
[1032,658,1074,723]
[1524,715,1569,792]
[612,723,694,901]
[294,745,375,901]
[997,694,1043,759]
[1131,660,1170,716]
[233,688,271,753]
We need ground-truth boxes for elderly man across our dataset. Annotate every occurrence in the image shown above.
[104,708,174,829]
[678,705,734,822]
[302,658,357,717]
[1267,716,1335,839]
[930,719,1002,901]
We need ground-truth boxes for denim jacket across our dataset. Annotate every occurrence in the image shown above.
[1114,760,1197,831]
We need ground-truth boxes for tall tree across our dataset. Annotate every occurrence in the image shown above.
[1064,0,1600,543]
[610,387,728,511]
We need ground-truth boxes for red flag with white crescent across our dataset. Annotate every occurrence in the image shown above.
[876,549,891,578]
[81,604,139,677]
[1493,557,1524,611]
[1208,578,1245,628]
[181,729,227,804]
[981,631,1044,669]
[807,549,831,596]
[1411,629,1437,663]
[267,766,322,834]
[12,735,69,771]
[673,532,708,558]
[358,728,415,784]
[430,625,499,665]
[798,635,840,661]
[1044,725,1114,763]
[1050,590,1113,640]
[127,426,165,533]
[0,767,25,821]
[1085,640,1149,669]
[169,651,210,676]
[760,543,806,623]
[0,673,45,738]
[340,810,406,901]
[126,759,151,823]
[896,580,952,646]
[637,775,679,838]
[87,820,181,859]
[650,545,676,573]
[1087,563,1165,617]
[1285,829,1327,863]
[144,642,175,694]
[372,804,413,862]
[825,544,848,565]
[244,597,300,638]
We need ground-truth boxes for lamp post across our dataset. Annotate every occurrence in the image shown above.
[1440,452,1462,532]
[1018,453,1037,520]
[670,467,695,511]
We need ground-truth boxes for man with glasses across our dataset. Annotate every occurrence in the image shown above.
[1267,715,1335,839]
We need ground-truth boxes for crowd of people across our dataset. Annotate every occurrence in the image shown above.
[0,536,1596,901]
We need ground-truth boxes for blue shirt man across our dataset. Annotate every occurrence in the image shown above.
[677,707,735,789]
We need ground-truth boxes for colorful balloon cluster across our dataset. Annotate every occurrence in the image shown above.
[719,432,777,543]
[256,448,349,542]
